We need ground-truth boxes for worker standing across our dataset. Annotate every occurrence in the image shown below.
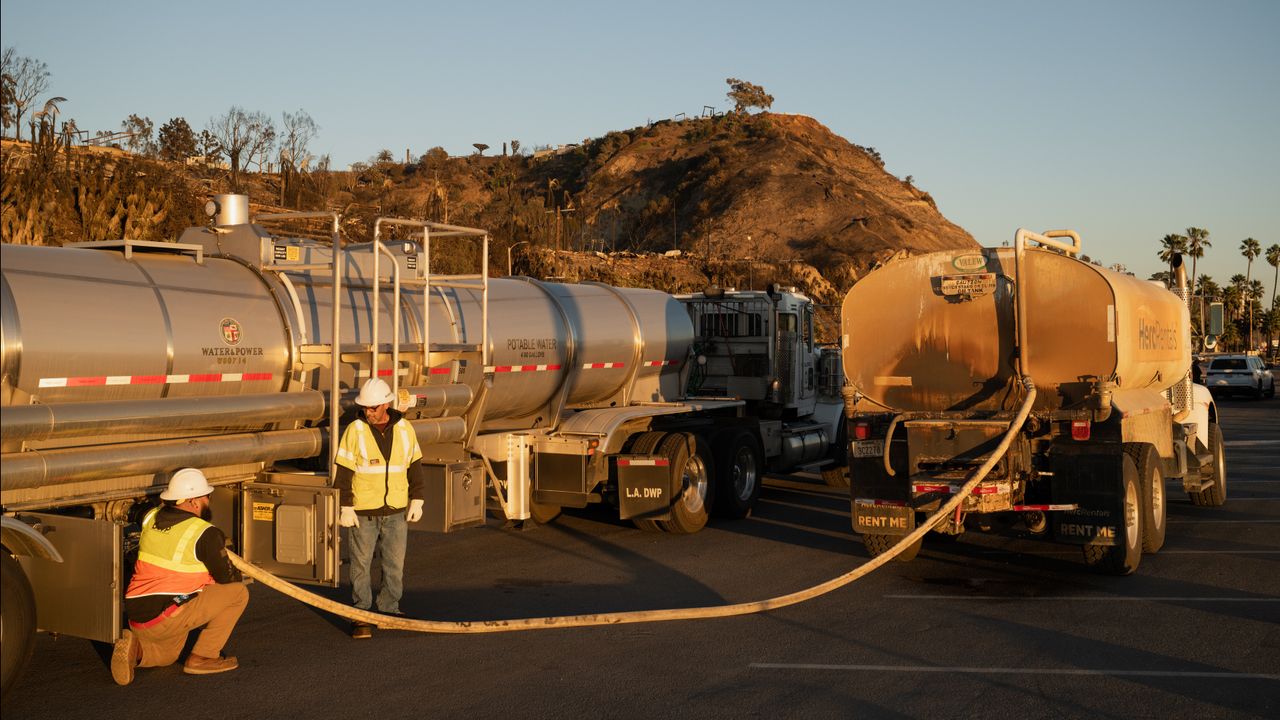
[111,468,249,686]
[335,378,427,639]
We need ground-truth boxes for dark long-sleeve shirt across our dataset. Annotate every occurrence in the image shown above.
[125,505,240,624]
[333,409,427,515]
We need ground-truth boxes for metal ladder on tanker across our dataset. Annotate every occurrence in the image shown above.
[251,209,491,468]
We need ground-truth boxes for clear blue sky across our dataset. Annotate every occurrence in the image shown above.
[4,0,1277,284]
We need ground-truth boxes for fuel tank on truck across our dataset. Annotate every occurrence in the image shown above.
[840,246,1191,414]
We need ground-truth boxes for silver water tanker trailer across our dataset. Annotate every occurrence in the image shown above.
[5,197,843,694]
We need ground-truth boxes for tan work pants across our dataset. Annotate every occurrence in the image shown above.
[133,582,249,666]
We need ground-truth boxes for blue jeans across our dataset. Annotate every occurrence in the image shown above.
[347,512,408,614]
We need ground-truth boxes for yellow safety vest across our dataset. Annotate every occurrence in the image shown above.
[336,418,422,511]
[125,507,214,599]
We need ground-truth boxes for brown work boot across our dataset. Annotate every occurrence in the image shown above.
[110,629,140,686]
[350,621,373,639]
[182,653,239,675]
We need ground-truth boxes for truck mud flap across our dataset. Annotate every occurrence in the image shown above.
[852,501,915,536]
[615,455,674,521]
[1049,450,1123,546]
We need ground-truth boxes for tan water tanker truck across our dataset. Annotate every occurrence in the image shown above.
[834,229,1226,575]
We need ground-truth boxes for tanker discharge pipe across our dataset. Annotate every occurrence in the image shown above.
[1,417,466,491]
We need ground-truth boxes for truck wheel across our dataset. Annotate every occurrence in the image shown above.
[821,418,850,488]
[713,429,763,518]
[821,466,850,488]
[1125,444,1166,553]
[1189,422,1227,507]
[659,433,715,534]
[627,431,669,532]
[862,533,921,562]
[529,502,562,525]
[1,551,36,699]
[1082,455,1143,576]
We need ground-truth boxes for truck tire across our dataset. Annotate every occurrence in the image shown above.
[713,429,763,518]
[821,418,851,488]
[1189,422,1227,507]
[821,466,850,488]
[627,431,669,532]
[862,533,921,562]
[1,551,36,699]
[1125,443,1166,553]
[658,433,715,534]
[1082,454,1143,576]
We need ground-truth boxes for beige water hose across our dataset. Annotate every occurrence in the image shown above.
[228,378,1036,634]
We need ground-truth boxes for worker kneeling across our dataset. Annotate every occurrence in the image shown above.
[112,468,249,685]
[335,378,427,639]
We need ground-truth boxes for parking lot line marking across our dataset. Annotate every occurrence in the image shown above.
[748,663,1280,680]
[976,549,1280,555]
[882,595,1280,602]
[1166,519,1280,523]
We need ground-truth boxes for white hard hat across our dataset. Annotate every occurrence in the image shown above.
[355,378,395,407]
[160,468,215,501]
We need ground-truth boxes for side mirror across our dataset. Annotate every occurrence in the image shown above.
[1204,302,1224,351]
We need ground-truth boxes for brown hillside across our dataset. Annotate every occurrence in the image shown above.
[2,113,975,300]
[567,113,976,287]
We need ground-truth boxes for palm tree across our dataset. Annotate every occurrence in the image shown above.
[1158,233,1188,279]
[1198,274,1219,303]
[1185,227,1211,332]
[1266,243,1280,310]
[1241,238,1261,349]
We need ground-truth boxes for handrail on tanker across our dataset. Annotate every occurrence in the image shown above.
[1013,228,1082,381]
[373,218,492,377]
[371,219,407,402]
[253,210,344,470]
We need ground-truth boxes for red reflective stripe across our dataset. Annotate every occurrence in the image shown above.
[376,369,394,377]
[187,374,221,383]
[69,376,107,386]
[521,365,538,372]
[429,367,452,375]
[132,375,167,384]
[242,372,272,381]
[913,484,951,493]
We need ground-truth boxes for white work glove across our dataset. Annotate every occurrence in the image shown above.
[406,499,424,523]
[339,506,360,528]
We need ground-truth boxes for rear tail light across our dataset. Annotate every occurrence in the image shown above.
[1071,420,1091,441]
[854,422,871,441]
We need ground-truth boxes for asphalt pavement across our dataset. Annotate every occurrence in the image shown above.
[6,396,1277,719]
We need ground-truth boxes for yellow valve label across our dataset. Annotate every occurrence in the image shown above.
[252,502,275,521]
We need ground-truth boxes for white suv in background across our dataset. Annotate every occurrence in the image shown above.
[1206,354,1276,399]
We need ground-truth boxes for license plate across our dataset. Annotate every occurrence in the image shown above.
[851,439,885,458]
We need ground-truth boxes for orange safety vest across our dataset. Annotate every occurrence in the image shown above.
[125,507,214,600]
[335,417,422,511]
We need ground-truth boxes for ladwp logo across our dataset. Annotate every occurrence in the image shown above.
[1138,316,1178,351]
